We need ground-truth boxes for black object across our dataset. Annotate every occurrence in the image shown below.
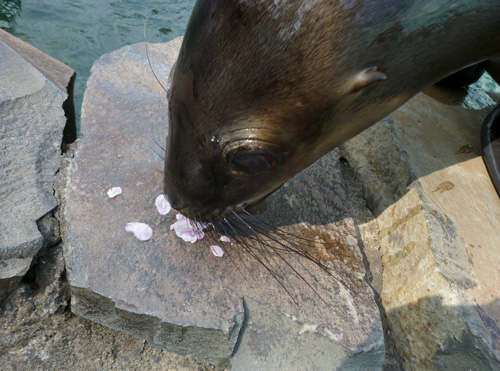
[481,104,500,196]
[437,63,486,89]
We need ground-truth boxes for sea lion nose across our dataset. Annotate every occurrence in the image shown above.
[163,184,187,211]
[166,193,188,213]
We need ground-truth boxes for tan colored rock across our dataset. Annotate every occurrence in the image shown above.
[341,85,500,369]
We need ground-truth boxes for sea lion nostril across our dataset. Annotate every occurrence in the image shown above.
[163,191,187,212]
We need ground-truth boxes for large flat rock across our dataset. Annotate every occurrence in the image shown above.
[64,38,384,369]
[0,30,74,302]
[341,85,500,369]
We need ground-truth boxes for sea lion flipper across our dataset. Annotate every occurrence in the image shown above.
[481,60,500,196]
[481,104,500,197]
[485,58,500,85]
[436,63,486,89]
[350,67,387,93]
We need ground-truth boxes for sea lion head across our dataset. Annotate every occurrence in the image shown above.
[163,0,390,220]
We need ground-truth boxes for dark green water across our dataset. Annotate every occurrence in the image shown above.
[1,0,498,134]
[1,0,196,131]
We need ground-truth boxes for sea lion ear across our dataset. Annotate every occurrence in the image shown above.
[350,67,387,93]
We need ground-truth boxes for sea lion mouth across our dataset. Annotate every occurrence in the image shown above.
[218,197,268,220]
[172,191,271,224]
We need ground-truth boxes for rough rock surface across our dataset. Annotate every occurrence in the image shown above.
[1,140,223,371]
[0,30,75,302]
[64,38,385,369]
[0,243,222,371]
[341,85,500,369]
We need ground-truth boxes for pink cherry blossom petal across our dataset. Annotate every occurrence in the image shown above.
[219,235,230,243]
[125,222,153,241]
[155,194,171,215]
[170,214,206,243]
[210,245,224,257]
[107,186,122,198]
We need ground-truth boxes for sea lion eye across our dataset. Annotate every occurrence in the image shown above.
[231,152,279,174]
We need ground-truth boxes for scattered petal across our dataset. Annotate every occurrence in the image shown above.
[107,187,122,198]
[155,194,171,215]
[219,235,230,243]
[210,245,224,257]
[125,222,153,241]
[170,214,205,243]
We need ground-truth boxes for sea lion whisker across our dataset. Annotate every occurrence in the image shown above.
[229,221,330,290]
[236,211,356,294]
[233,214,316,258]
[266,237,355,297]
[215,216,256,283]
[222,217,288,283]
[153,138,166,153]
[240,207,320,245]
[143,11,168,94]
[225,218,339,308]
[241,208,335,247]
[225,220,290,274]
[205,227,248,281]
[229,232,281,279]
[253,224,357,295]
[248,222,310,255]
[228,211,347,292]
[149,145,165,160]
[269,244,345,319]
[256,225,333,271]
[226,215,308,263]
[245,221,354,287]
[230,235,287,285]
[232,216,342,317]
[231,210,253,229]
[238,224,320,268]
[221,216,351,310]
[230,211,291,247]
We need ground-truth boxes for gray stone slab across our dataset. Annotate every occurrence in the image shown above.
[0,29,75,94]
[341,85,500,369]
[0,31,75,301]
[64,38,384,369]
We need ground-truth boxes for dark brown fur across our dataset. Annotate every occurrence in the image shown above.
[164,0,500,220]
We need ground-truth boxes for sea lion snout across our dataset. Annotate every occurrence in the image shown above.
[163,138,290,220]
[163,141,221,219]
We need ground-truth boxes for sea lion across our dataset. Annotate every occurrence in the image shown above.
[163,0,500,221]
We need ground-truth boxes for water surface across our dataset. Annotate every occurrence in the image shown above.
[1,0,196,132]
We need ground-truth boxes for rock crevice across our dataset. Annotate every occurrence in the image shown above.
[0,29,75,303]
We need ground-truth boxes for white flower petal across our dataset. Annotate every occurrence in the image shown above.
[210,245,224,257]
[219,235,230,243]
[125,222,153,241]
[155,194,171,215]
[170,214,207,243]
[107,187,122,198]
